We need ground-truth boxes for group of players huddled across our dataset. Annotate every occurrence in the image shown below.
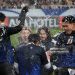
[0,6,75,75]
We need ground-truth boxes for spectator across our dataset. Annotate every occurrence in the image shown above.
[0,0,74,9]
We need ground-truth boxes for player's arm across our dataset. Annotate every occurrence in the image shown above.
[6,6,28,36]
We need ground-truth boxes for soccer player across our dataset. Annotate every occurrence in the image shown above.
[54,15,75,75]
[15,34,49,75]
[0,6,28,75]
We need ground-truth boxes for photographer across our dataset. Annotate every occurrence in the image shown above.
[0,6,28,75]
[53,15,75,75]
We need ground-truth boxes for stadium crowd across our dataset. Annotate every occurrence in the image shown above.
[0,0,75,9]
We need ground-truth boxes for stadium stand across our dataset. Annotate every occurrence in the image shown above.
[42,7,69,16]
[0,0,75,9]
[0,0,75,17]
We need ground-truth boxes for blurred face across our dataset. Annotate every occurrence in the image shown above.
[20,29,31,40]
[39,29,47,41]
[72,25,75,31]
[62,22,73,34]
[70,23,75,31]
[0,21,5,26]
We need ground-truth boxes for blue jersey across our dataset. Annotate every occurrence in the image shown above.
[0,41,7,62]
[6,39,14,64]
[0,37,14,64]
[15,43,48,75]
[54,31,75,68]
[0,24,23,63]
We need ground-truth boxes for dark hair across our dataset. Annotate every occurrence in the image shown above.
[0,12,6,22]
[38,27,51,41]
[28,34,40,44]
[62,15,75,23]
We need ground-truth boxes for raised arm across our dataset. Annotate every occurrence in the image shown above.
[6,6,28,36]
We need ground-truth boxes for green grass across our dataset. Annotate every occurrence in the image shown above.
[50,27,61,36]
[10,33,20,47]
[11,27,61,48]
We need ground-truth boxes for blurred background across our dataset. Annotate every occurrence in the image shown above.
[0,0,75,47]
[0,0,75,9]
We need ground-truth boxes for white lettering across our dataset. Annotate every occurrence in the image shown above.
[9,19,16,27]
[8,17,59,28]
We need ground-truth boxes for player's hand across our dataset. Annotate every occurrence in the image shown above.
[21,6,28,13]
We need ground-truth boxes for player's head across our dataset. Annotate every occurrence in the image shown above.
[62,15,75,23]
[19,26,32,43]
[28,34,40,45]
[62,15,75,33]
[20,26,32,39]
[0,12,6,22]
[38,27,51,41]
